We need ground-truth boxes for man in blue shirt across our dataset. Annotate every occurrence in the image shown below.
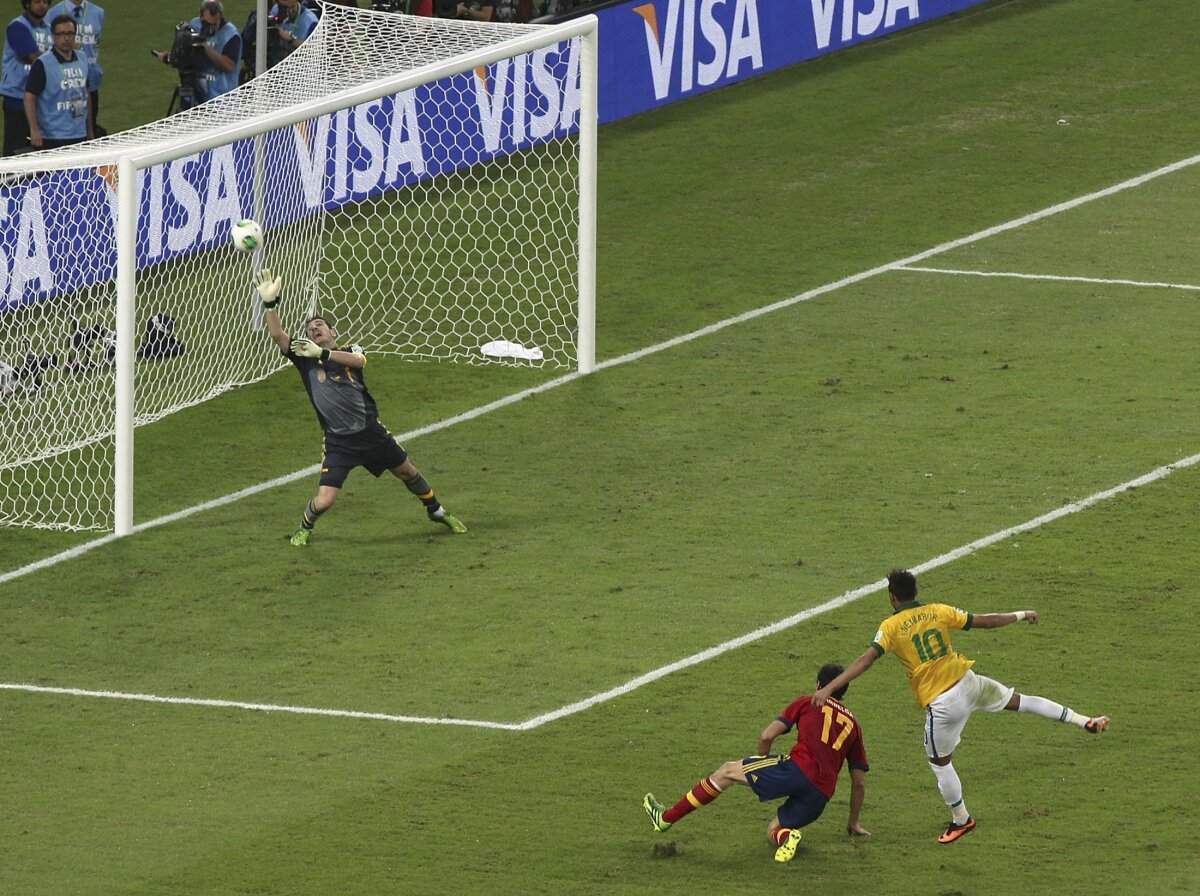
[154,1,240,109]
[267,0,317,68]
[47,0,100,132]
[24,12,90,148]
[1,0,51,154]
[191,0,239,104]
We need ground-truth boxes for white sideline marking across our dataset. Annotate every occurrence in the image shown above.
[3,153,1200,725]
[0,682,523,730]
[898,265,1200,291]
[4,450,1197,729]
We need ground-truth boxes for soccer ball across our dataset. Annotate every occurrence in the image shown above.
[230,218,264,253]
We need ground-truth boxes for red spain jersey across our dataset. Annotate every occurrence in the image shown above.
[778,694,869,799]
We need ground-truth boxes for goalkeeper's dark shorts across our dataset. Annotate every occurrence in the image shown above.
[319,421,408,488]
[742,755,829,829]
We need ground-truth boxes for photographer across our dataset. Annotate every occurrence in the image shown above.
[23,12,90,148]
[266,0,316,68]
[154,0,239,110]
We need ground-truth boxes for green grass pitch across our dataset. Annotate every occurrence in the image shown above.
[2,1,1200,893]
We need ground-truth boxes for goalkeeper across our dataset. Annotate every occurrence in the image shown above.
[254,268,468,545]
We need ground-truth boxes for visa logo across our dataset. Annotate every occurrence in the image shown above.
[473,41,582,154]
[810,0,922,51]
[634,0,764,101]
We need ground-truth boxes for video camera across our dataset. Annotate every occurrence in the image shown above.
[157,20,214,112]
[169,20,211,68]
[240,11,282,79]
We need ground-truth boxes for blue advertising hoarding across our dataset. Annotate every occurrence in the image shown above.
[590,0,990,123]
[0,0,993,312]
[0,40,582,312]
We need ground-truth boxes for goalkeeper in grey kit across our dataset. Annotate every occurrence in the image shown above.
[254,268,467,545]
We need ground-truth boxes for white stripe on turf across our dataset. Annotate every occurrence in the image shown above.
[3,450,1197,729]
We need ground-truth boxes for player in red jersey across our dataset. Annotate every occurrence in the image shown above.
[642,663,870,863]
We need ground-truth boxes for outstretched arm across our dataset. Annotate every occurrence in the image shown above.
[846,768,869,836]
[757,719,788,756]
[811,647,878,707]
[265,307,291,353]
[254,269,291,353]
[972,610,1039,629]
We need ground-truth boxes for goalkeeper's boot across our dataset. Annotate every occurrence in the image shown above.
[430,510,467,534]
[290,526,311,547]
[643,794,671,832]
[774,828,802,862]
[1084,715,1109,734]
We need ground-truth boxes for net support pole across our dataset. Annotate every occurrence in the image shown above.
[256,0,267,79]
[576,20,598,375]
[114,157,137,535]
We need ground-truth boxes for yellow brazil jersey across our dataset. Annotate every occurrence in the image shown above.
[872,601,975,707]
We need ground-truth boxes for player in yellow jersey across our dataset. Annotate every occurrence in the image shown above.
[812,569,1109,845]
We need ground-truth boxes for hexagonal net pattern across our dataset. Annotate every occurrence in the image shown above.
[0,6,594,531]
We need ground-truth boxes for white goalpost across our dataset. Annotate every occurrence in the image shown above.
[0,5,598,535]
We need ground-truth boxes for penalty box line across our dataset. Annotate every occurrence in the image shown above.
[4,449,1199,730]
[0,682,524,731]
[517,449,1200,729]
[896,265,1200,291]
[5,150,1198,588]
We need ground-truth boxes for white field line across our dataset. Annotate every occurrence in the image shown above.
[897,265,1200,291]
[4,448,1197,729]
[0,682,523,730]
[513,450,1200,729]
[3,153,1200,725]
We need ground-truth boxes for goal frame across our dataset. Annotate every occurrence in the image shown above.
[110,17,599,536]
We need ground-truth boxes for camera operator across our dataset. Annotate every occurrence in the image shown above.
[266,0,316,68]
[23,12,89,148]
[2,0,51,155]
[154,0,240,109]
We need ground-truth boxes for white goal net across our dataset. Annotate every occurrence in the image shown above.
[0,4,596,532]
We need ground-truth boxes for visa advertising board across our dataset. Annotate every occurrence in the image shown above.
[1,1,991,311]
[591,0,990,122]
[0,42,582,311]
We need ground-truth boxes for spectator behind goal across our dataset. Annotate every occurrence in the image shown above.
[1,0,51,155]
[24,12,91,149]
[48,0,103,135]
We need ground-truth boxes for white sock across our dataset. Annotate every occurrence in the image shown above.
[1017,694,1088,728]
[929,761,970,823]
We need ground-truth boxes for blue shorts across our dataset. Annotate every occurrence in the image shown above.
[320,421,407,488]
[741,755,829,829]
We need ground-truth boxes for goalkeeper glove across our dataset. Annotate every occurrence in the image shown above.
[255,268,282,310]
[291,338,330,362]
